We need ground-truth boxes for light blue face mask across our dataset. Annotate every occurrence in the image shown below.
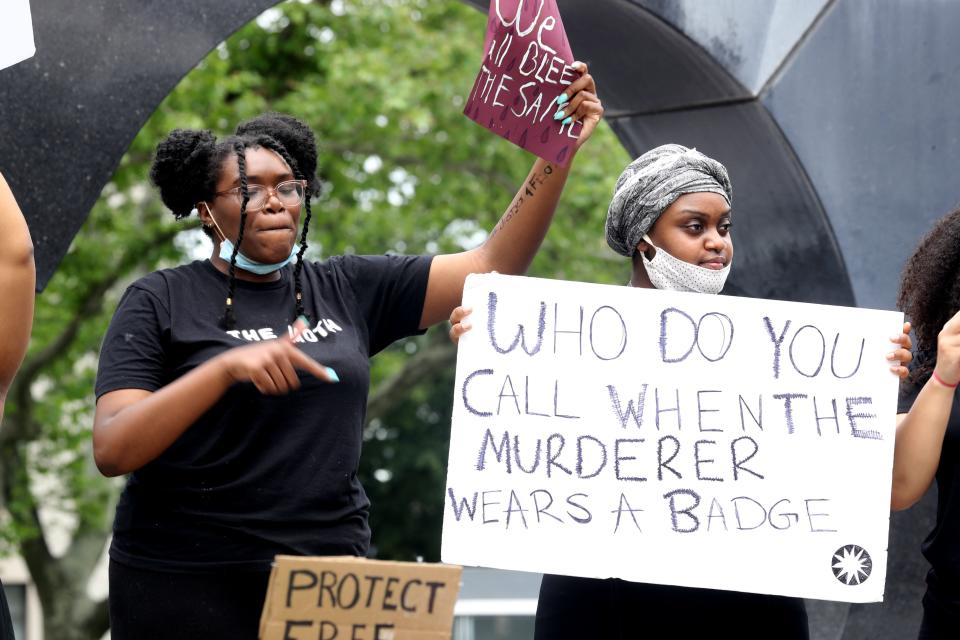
[204,204,299,275]
[218,238,298,275]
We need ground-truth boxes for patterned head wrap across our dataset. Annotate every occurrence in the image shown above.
[605,144,732,257]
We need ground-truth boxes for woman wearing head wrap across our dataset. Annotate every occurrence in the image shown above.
[449,144,913,638]
[605,143,734,293]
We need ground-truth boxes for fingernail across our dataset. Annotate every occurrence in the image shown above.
[554,109,566,120]
[886,352,895,359]
[297,315,310,327]
[325,367,340,383]
[556,93,568,105]
[562,116,573,125]
[461,321,472,331]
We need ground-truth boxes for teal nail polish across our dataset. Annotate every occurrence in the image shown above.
[562,116,573,126]
[556,93,568,105]
[325,367,340,383]
[297,314,310,326]
[554,109,566,120]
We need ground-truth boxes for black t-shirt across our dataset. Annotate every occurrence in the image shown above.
[536,575,808,639]
[899,364,960,615]
[95,256,432,572]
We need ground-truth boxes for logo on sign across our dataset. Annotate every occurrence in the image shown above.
[831,545,872,585]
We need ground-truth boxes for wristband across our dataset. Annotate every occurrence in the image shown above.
[932,370,959,388]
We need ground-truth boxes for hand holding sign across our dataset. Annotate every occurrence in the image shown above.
[465,0,602,165]
[554,62,603,152]
[448,305,473,344]
[887,322,912,379]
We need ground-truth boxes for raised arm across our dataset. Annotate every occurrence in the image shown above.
[891,312,960,510]
[0,172,35,419]
[419,63,604,328]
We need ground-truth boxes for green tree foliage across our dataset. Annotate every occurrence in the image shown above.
[0,1,629,637]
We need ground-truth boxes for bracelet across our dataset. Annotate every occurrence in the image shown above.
[932,370,959,388]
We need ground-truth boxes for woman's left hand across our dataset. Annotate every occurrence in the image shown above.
[555,61,604,151]
[888,321,913,379]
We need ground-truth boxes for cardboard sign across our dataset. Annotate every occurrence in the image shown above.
[260,556,462,640]
[464,0,581,166]
[442,273,902,603]
[0,0,36,72]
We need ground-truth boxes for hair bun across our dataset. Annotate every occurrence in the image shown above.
[236,113,318,193]
[150,129,218,218]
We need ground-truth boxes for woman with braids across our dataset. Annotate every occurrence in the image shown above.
[93,67,602,638]
[893,207,960,639]
[448,144,914,639]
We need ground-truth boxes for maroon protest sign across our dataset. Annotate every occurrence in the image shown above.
[464,0,581,166]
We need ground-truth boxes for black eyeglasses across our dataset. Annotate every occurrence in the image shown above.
[215,179,307,212]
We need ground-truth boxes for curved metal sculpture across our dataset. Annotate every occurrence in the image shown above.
[2,1,958,637]
[0,0,271,289]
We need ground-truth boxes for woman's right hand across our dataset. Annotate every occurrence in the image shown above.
[218,320,337,394]
[448,306,474,345]
[95,319,335,476]
[934,310,960,387]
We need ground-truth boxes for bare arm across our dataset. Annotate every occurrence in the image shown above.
[0,172,35,419]
[94,364,235,477]
[891,312,960,510]
[419,64,604,328]
[93,325,334,476]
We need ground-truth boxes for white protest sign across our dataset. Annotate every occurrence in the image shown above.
[0,0,36,72]
[441,273,902,603]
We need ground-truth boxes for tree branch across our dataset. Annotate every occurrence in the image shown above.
[0,222,186,636]
[1,442,56,591]
[66,519,110,585]
[79,598,110,640]
[2,225,185,447]
[317,139,520,196]
[18,226,184,385]
[366,331,457,428]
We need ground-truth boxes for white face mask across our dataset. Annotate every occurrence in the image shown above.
[639,234,730,294]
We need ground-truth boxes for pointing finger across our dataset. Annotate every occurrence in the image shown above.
[290,349,339,384]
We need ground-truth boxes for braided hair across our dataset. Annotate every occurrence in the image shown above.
[897,206,960,383]
[149,113,319,330]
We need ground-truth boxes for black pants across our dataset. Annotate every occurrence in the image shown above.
[535,575,809,640]
[0,580,13,640]
[917,591,960,640]
[109,560,271,640]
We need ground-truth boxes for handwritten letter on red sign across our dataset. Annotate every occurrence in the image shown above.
[464,0,580,166]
